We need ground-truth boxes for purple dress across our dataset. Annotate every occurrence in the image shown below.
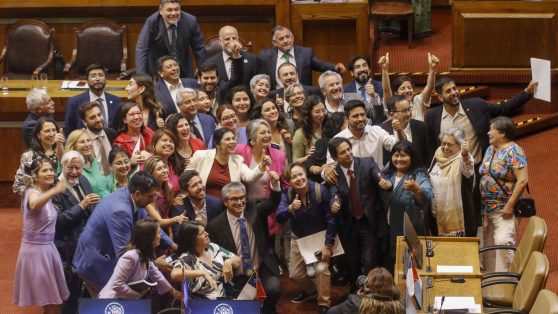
[13,188,70,306]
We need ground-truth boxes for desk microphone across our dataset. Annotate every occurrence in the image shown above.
[426,239,434,273]
[439,295,446,314]
[426,276,433,313]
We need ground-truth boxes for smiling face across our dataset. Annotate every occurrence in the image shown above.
[488,124,507,147]
[310,102,326,128]
[254,124,272,148]
[186,175,206,201]
[109,152,131,177]
[175,118,191,141]
[253,78,270,99]
[38,121,57,147]
[391,99,412,129]
[231,91,250,115]
[154,134,175,159]
[347,106,367,133]
[82,105,104,132]
[151,160,169,183]
[196,90,211,113]
[438,81,460,107]
[34,162,55,188]
[159,2,181,25]
[125,78,145,101]
[224,188,246,217]
[440,135,460,158]
[199,70,218,93]
[350,58,370,84]
[272,28,294,53]
[334,141,353,169]
[63,157,83,185]
[177,92,198,118]
[278,64,298,87]
[158,59,181,84]
[288,86,305,109]
[261,101,278,124]
[219,109,238,130]
[216,130,237,155]
[75,133,94,158]
[87,69,106,91]
[392,150,411,173]
[219,26,239,56]
[288,165,308,191]
[322,75,344,102]
[37,94,55,114]
[124,105,143,131]
[396,80,414,101]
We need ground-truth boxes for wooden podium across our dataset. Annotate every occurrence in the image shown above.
[394,236,483,312]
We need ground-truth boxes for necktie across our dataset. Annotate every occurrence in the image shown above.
[238,217,253,275]
[283,53,291,63]
[190,119,203,141]
[226,56,232,79]
[347,169,364,219]
[359,86,367,101]
[169,24,178,60]
[73,183,85,201]
[96,135,110,176]
[96,98,108,127]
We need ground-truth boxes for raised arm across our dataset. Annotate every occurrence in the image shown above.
[378,53,392,110]
[419,53,439,111]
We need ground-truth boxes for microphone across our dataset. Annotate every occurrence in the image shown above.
[439,295,446,314]
[425,276,432,313]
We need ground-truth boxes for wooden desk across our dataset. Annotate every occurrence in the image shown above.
[394,236,482,312]
[0,80,127,182]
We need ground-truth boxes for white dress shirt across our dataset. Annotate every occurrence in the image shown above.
[330,125,398,166]
[275,48,296,88]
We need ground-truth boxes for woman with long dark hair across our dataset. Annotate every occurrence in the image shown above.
[113,102,154,166]
[292,95,327,165]
[250,98,294,163]
[225,86,254,128]
[165,113,206,171]
[126,73,165,130]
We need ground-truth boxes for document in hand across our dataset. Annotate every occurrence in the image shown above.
[296,230,344,264]
[128,279,157,292]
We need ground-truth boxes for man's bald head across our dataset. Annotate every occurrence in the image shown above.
[219,25,240,56]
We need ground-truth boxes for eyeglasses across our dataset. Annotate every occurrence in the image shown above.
[227,195,246,203]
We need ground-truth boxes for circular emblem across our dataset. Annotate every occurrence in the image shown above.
[105,302,125,314]
[214,303,233,314]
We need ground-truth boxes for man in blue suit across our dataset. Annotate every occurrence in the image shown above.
[343,55,383,101]
[176,88,216,146]
[64,63,122,136]
[257,25,346,89]
[22,88,55,148]
[136,0,206,78]
[73,171,173,297]
[154,55,199,117]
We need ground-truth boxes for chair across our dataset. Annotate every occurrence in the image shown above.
[64,19,127,79]
[480,216,548,307]
[204,35,253,59]
[0,19,55,79]
[482,251,549,313]
[369,0,413,48]
[528,289,558,314]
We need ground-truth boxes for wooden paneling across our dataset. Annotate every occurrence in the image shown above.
[452,1,558,70]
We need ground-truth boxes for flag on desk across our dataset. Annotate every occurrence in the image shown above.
[183,279,189,309]
[405,256,423,310]
[237,271,266,301]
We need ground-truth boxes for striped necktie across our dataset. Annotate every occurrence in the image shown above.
[169,24,178,59]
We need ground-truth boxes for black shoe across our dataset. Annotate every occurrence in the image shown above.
[319,305,330,314]
[290,291,317,303]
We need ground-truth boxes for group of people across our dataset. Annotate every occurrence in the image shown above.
[12,0,537,314]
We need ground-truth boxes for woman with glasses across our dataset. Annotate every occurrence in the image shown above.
[283,83,306,125]
[101,146,132,193]
[209,105,247,147]
[292,95,327,165]
[113,102,154,167]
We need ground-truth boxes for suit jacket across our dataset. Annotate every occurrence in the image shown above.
[104,127,118,145]
[72,187,172,287]
[379,119,431,168]
[64,92,122,137]
[257,45,335,89]
[53,176,94,265]
[343,79,384,99]
[268,84,321,100]
[425,91,531,158]
[136,11,206,78]
[22,112,52,148]
[155,77,200,117]
[207,189,282,276]
[207,51,257,89]
[328,157,388,241]
[169,195,224,234]
[188,113,216,146]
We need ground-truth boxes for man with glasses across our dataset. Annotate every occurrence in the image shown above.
[379,95,431,167]
[207,175,282,314]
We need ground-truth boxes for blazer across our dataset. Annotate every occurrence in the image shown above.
[425,91,531,158]
[379,119,431,168]
[328,157,388,241]
[185,149,264,186]
[235,144,288,191]
[192,113,217,146]
[22,113,53,149]
[169,195,224,234]
[343,79,384,99]
[104,127,118,145]
[53,175,94,265]
[155,77,199,117]
[257,45,335,89]
[207,189,282,276]
[72,187,172,287]
[65,92,122,137]
[207,51,257,89]
[136,11,206,78]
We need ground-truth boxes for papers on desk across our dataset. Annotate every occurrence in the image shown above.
[530,57,551,102]
[436,265,473,273]
[296,230,344,264]
[434,297,481,313]
[61,80,89,89]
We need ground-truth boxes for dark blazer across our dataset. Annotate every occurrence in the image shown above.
[269,85,321,100]
[257,45,335,89]
[53,176,94,265]
[104,127,118,146]
[64,92,122,137]
[207,51,257,89]
[155,77,199,117]
[169,195,224,235]
[379,119,431,168]
[136,11,206,78]
[343,79,384,99]
[425,91,531,158]
[207,189,281,276]
[191,112,217,146]
[328,157,388,242]
[22,113,52,148]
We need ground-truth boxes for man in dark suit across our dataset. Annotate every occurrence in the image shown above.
[64,63,122,136]
[154,55,199,116]
[22,89,54,148]
[53,151,100,314]
[268,62,321,100]
[327,137,390,286]
[176,88,216,146]
[170,170,224,235]
[197,57,244,115]
[380,95,431,167]
[343,55,383,100]
[257,25,346,89]
[135,0,206,78]
[206,25,257,89]
[425,76,537,236]
[207,179,282,314]
[80,101,117,176]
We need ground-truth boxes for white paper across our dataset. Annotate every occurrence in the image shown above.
[436,265,473,273]
[61,80,89,89]
[434,296,476,311]
[296,230,344,264]
[530,57,551,102]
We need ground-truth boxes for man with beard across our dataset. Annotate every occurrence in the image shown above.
[169,170,224,234]
[22,88,55,148]
[258,25,346,89]
[207,25,257,88]
[64,63,122,136]
[343,55,383,102]
[425,76,537,236]
[176,88,216,146]
[154,55,199,116]
[53,150,100,314]
[136,0,206,78]
[79,101,118,175]
[268,62,320,100]
[320,71,386,125]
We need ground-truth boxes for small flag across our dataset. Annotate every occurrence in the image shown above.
[256,274,267,301]
[237,272,257,300]
[182,279,189,309]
